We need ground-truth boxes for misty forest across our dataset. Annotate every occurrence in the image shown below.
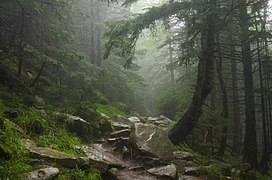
[1,0,272,179]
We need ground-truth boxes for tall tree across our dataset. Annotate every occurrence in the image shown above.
[238,0,258,168]
[168,0,217,144]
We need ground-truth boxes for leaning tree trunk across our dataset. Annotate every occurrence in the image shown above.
[168,0,217,145]
[238,0,259,169]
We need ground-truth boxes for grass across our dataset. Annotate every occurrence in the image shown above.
[57,167,102,180]
[0,117,32,179]
[35,128,86,157]
[95,103,127,118]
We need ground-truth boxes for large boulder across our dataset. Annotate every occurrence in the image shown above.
[147,164,177,179]
[130,123,177,161]
[66,115,91,140]
[82,144,124,171]
[111,115,134,126]
[21,167,59,180]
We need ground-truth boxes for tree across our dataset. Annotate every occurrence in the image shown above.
[238,0,259,169]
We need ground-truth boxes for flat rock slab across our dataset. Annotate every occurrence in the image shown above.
[22,139,88,168]
[82,144,124,171]
[110,129,131,138]
[147,164,177,179]
[112,116,134,126]
[128,117,141,124]
[173,151,195,161]
[21,167,59,180]
[130,123,177,161]
[112,122,130,131]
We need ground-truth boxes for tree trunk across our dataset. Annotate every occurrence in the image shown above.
[95,2,102,66]
[90,0,96,64]
[30,62,46,87]
[168,0,216,145]
[169,39,175,87]
[17,8,25,78]
[238,0,259,169]
[216,35,229,158]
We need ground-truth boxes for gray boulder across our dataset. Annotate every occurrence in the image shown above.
[130,123,177,161]
[66,115,91,140]
[21,167,59,180]
[82,144,124,171]
[128,117,141,124]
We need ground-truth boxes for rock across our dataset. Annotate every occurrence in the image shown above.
[110,129,131,138]
[112,115,134,126]
[112,121,130,131]
[128,117,141,124]
[82,144,124,171]
[21,167,59,180]
[183,166,203,176]
[136,115,148,123]
[130,123,177,161]
[142,157,164,167]
[22,139,89,169]
[173,151,195,161]
[66,115,91,140]
[147,115,174,127]
[147,164,177,179]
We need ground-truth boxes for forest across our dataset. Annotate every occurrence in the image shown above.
[0,0,272,179]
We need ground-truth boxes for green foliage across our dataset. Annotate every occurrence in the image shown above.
[58,168,102,180]
[35,128,86,156]
[104,1,192,65]
[256,168,272,180]
[16,110,47,135]
[0,118,32,179]
[0,157,33,179]
[95,103,127,118]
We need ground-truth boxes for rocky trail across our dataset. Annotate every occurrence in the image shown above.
[21,115,247,180]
